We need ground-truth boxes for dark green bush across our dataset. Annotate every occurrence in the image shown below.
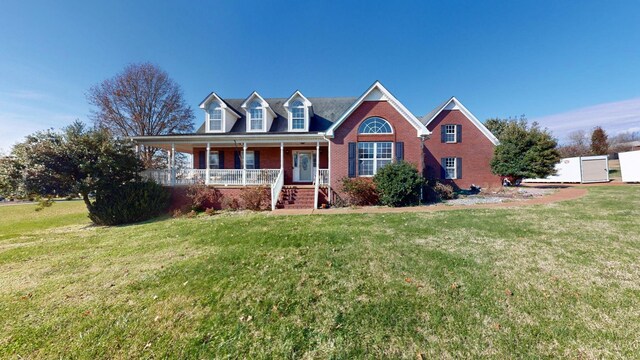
[88,180,170,226]
[373,161,424,207]
[340,177,378,206]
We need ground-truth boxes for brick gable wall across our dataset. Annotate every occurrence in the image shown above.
[329,101,424,199]
[424,110,501,189]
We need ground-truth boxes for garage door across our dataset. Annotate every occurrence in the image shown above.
[581,158,609,183]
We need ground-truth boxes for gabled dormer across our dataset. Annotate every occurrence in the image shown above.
[283,90,313,132]
[241,92,276,132]
[198,92,241,133]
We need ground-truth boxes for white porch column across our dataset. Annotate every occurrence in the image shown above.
[280,142,284,171]
[315,141,320,178]
[327,139,332,201]
[242,142,247,186]
[167,148,172,185]
[205,143,211,185]
[171,143,176,186]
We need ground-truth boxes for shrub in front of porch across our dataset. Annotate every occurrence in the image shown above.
[340,177,379,206]
[187,185,222,211]
[239,186,270,211]
[89,180,171,226]
[373,161,424,207]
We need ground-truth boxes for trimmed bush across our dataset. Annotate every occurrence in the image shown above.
[239,186,270,211]
[424,179,458,202]
[340,177,378,206]
[88,181,170,226]
[373,161,424,207]
[186,185,221,211]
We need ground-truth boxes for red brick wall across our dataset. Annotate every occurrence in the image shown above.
[329,101,424,198]
[191,146,328,185]
[424,110,501,189]
[169,186,270,211]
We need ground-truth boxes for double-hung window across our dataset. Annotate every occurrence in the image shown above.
[444,124,457,143]
[209,151,220,169]
[358,142,392,176]
[249,101,263,131]
[209,104,222,131]
[291,100,305,130]
[245,151,256,169]
[444,157,457,179]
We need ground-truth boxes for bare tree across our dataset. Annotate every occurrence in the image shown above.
[87,63,194,168]
[558,129,589,158]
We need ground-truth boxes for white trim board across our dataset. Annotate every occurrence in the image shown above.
[326,81,430,138]
[422,97,499,146]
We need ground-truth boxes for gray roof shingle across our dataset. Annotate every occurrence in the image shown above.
[196,96,357,134]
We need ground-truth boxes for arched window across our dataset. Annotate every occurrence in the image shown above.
[249,101,263,130]
[209,102,223,131]
[291,100,305,130]
[358,117,392,134]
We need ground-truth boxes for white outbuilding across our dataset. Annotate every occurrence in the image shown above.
[524,155,610,184]
[619,150,640,183]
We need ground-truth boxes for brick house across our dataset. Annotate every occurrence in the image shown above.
[132,81,501,210]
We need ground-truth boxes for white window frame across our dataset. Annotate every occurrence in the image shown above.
[249,101,264,131]
[444,124,457,143]
[244,151,256,169]
[444,157,457,179]
[290,100,306,131]
[208,103,223,132]
[358,142,393,177]
[358,117,393,134]
[209,151,220,169]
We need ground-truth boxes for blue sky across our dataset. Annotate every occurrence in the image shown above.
[1,0,639,152]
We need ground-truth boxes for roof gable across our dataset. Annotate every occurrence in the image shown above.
[421,97,499,145]
[325,81,430,137]
[198,92,241,117]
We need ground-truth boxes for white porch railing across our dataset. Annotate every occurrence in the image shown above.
[271,169,284,211]
[142,169,281,187]
[175,169,207,185]
[318,169,329,186]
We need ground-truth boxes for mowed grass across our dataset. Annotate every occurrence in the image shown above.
[1,187,639,358]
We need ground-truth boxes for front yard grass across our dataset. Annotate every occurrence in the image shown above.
[1,186,639,358]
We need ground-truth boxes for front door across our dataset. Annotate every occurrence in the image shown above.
[294,151,314,182]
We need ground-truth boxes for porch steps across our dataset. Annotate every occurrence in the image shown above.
[277,186,321,209]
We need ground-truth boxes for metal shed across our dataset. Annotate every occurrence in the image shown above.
[523,155,609,183]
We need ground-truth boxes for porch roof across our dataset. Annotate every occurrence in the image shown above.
[132,133,329,153]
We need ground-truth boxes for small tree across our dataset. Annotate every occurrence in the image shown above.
[590,126,609,155]
[489,118,560,182]
[3,122,170,225]
[373,161,424,207]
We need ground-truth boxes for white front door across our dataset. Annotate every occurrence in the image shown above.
[293,151,315,182]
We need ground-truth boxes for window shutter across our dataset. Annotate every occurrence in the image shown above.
[441,158,446,179]
[441,126,446,143]
[456,158,462,179]
[395,142,404,161]
[198,151,206,169]
[456,125,462,143]
[348,142,356,178]
[234,151,241,169]
[254,151,260,169]
[219,151,225,169]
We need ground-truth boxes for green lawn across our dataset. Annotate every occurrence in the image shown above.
[1,187,639,358]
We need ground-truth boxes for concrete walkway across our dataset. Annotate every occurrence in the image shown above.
[271,185,590,216]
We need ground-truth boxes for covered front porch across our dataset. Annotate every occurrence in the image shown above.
[131,134,331,209]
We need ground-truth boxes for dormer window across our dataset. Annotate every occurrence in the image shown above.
[284,91,311,132]
[209,103,223,131]
[291,100,305,130]
[249,101,263,131]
